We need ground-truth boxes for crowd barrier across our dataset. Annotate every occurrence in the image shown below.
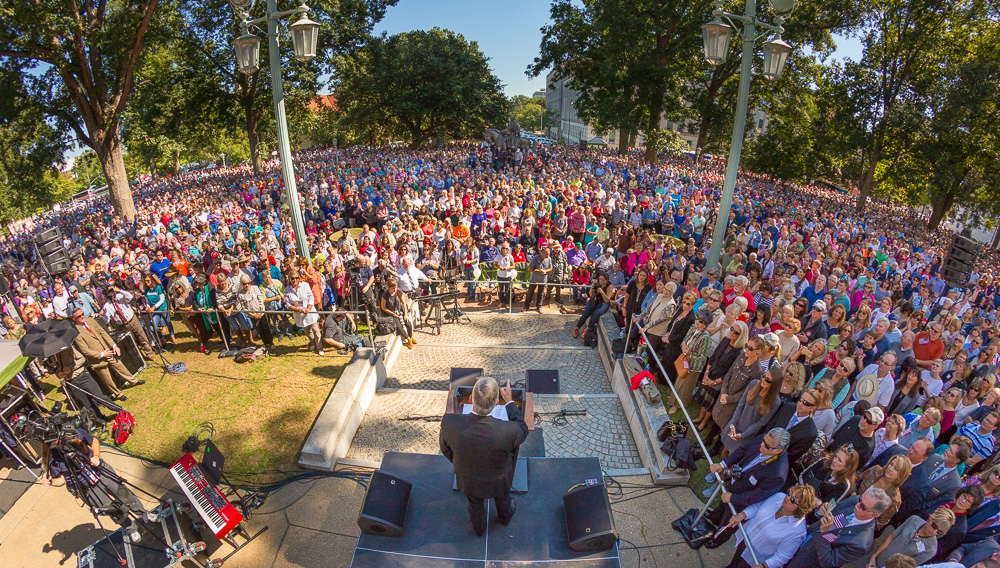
[636,326,763,566]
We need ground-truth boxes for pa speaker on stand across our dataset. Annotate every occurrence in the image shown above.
[33,226,71,275]
[942,234,980,289]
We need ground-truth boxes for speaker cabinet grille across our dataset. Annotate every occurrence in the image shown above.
[563,483,616,552]
[358,471,412,537]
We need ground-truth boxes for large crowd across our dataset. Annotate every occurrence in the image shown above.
[2,141,1000,568]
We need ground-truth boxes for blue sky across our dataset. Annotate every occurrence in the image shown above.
[376,0,864,97]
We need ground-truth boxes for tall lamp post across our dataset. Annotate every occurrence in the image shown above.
[702,0,794,272]
[230,0,320,260]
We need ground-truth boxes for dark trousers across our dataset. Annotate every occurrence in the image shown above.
[524,283,544,309]
[253,315,274,347]
[64,370,115,419]
[706,503,737,545]
[466,491,514,536]
[726,542,753,568]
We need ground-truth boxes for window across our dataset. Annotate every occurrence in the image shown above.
[758,119,765,129]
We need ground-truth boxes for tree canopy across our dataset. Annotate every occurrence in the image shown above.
[334,28,508,149]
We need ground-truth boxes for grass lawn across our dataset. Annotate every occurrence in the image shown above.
[657,384,716,501]
[42,327,350,479]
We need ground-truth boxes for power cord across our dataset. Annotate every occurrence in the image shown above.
[182,421,216,453]
[533,409,587,426]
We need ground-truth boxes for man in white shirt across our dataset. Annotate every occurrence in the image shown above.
[101,287,157,360]
[50,280,71,318]
[848,352,897,411]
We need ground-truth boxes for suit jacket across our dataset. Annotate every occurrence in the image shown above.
[786,496,875,568]
[721,434,789,510]
[950,536,1000,566]
[440,401,528,500]
[765,402,819,465]
[72,317,116,366]
[869,442,906,469]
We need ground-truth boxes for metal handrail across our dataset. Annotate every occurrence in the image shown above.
[638,329,762,566]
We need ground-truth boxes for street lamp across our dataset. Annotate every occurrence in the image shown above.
[229,0,320,260]
[701,0,795,273]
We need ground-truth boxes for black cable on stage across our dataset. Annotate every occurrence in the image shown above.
[533,409,587,426]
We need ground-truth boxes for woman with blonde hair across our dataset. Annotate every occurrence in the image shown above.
[856,454,912,530]
[777,318,801,362]
[812,379,838,438]
[851,305,873,342]
[800,443,859,507]
[693,320,748,431]
[778,361,806,404]
[721,362,783,455]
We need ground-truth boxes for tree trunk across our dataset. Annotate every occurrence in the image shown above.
[148,157,158,180]
[94,133,136,221]
[617,130,628,155]
[246,106,263,174]
[927,189,957,231]
[172,149,181,175]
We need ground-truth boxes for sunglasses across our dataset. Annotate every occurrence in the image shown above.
[800,398,816,407]
[745,346,757,352]
[857,501,869,512]
[787,494,798,505]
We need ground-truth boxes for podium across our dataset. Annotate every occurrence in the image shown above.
[445,385,535,431]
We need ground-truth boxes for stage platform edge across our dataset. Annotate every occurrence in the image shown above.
[351,451,621,568]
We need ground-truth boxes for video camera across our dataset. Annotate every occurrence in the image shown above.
[12,404,91,445]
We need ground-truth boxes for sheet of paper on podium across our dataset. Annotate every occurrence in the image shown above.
[461,403,509,421]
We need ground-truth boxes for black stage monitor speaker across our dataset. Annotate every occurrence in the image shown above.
[449,367,483,388]
[526,369,560,394]
[358,471,412,537]
[563,483,617,552]
[109,330,146,376]
[37,239,63,256]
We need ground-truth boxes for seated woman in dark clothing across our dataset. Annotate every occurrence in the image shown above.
[799,443,859,522]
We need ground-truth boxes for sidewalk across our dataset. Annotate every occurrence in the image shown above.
[0,447,730,568]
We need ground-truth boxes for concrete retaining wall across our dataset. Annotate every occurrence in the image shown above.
[597,313,688,486]
[298,334,403,471]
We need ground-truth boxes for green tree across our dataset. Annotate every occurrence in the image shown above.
[178,0,395,174]
[828,0,962,213]
[0,0,168,221]
[510,94,555,134]
[335,29,508,149]
[530,0,710,161]
[878,10,1000,229]
[70,150,107,191]
[0,60,73,224]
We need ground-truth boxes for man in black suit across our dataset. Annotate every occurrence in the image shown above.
[765,389,819,466]
[892,437,945,525]
[702,428,790,546]
[439,377,529,536]
[785,488,891,568]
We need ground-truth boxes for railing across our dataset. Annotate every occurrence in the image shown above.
[637,327,763,566]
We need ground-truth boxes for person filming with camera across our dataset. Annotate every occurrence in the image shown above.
[39,424,152,540]
[701,427,791,548]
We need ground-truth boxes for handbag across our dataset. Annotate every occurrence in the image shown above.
[674,353,690,379]
[656,420,689,442]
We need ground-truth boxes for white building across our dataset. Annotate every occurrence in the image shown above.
[544,69,767,150]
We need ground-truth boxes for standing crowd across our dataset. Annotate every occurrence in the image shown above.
[0,142,999,568]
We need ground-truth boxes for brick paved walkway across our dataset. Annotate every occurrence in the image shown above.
[386,344,611,393]
[348,314,643,472]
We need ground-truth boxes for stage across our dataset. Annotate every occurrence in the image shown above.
[350,452,621,568]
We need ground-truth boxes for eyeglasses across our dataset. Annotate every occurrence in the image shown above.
[745,346,757,352]
[800,398,816,407]
[857,501,869,512]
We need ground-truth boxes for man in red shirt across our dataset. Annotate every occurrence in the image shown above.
[913,322,945,369]
[722,275,755,314]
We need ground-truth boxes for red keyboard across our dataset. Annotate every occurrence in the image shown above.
[169,453,243,538]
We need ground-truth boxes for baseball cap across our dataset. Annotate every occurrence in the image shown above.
[813,300,827,312]
[865,407,885,424]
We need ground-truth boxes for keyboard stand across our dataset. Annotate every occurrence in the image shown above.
[206,485,269,568]
[207,522,268,568]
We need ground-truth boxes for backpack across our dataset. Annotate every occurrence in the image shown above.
[584,330,598,349]
[110,411,135,445]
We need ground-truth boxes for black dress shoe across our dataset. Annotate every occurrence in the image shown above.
[113,394,128,402]
[133,380,146,386]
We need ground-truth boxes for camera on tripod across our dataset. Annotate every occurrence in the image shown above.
[13,404,91,445]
